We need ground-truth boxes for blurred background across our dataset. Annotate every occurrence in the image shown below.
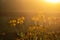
[0,0,60,40]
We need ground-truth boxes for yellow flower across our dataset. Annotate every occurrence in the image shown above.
[17,16,25,24]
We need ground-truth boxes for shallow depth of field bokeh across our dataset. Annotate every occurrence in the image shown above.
[0,0,60,40]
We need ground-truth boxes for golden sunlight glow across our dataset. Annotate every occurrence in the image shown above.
[45,0,60,3]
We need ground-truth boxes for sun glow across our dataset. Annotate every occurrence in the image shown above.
[45,0,60,3]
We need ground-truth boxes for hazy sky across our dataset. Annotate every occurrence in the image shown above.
[1,0,60,14]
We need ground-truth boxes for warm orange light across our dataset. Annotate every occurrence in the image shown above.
[45,0,60,3]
